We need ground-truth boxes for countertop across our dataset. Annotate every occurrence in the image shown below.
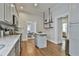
[35,33,47,36]
[0,35,21,56]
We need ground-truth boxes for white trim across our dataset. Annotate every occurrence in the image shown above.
[48,39,58,44]
[54,12,69,44]
[55,12,69,19]
[55,12,70,40]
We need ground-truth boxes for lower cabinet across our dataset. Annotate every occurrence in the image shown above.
[8,38,21,56]
[15,39,20,56]
[8,46,15,56]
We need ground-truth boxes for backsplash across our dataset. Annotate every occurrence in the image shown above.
[0,22,15,37]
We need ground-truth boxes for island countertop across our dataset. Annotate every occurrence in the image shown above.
[0,35,21,56]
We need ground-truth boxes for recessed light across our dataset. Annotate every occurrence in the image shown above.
[34,3,38,7]
[11,4,15,7]
[20,6,23,9]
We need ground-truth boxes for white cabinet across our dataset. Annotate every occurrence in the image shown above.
[35,33,47,48]
[0,3,4,21]
[3,3,18,25]
[0,3,17,24]
[11,4,18,26]
[15,39,20,56]
[8,46,15,56]
[8,37,21,56]
[13,6,18,26]
[5,3,12,24]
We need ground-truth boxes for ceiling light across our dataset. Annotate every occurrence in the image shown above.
[34,3,38,7]
[20,6,23,9]
[11,4,15,7]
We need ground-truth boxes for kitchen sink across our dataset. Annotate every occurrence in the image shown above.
[0,44,5,50]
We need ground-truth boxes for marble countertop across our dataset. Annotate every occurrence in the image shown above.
[35,33,47,36]
[0,35,21,56]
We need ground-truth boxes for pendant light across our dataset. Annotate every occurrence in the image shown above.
[48,8,53,23]
[43,8,53,29]
[34,3,38,7]
[48,8,51,23]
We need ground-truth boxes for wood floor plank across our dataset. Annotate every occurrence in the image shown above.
[21,39,65,56]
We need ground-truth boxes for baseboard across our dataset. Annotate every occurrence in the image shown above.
[68,52,71,56]
[57,43,62,45]
[47,39,58,44]
[67,54,71,56]
[66,53,71,56]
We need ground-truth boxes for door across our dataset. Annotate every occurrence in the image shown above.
[69,23,79,56]
[57,15,69,55]
[27,22,36,39]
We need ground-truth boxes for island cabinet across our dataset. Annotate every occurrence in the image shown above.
[35,33,47,48]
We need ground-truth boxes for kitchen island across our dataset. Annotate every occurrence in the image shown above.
[0,34,21,56]
[35,33,47,48]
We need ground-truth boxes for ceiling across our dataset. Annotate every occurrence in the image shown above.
[16,3,56,16]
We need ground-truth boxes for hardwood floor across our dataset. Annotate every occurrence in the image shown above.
[21,39,65,56]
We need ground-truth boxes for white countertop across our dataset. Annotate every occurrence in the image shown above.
[36,33,47,36]
[0,35,21,56]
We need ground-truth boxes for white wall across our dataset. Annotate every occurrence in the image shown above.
[18,12,44,40]
[69,4,79,56]
[44,4,69,44]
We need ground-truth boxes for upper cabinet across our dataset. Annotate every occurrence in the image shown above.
[0,4,4,21]
[11,4,18,26]
[0,3,18,25]
[4,3,12,24]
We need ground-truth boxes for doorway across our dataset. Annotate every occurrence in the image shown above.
[57,15,69,55]
[27,21,36,39]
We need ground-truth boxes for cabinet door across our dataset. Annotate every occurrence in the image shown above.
[11,3,18,25]
[9,4,13,24]
[13,5,18,26]
[5,3,12,24]
[11,3,15,24]
[8,46,15,56]
[15,39,20,56]
[0,3,4,21]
